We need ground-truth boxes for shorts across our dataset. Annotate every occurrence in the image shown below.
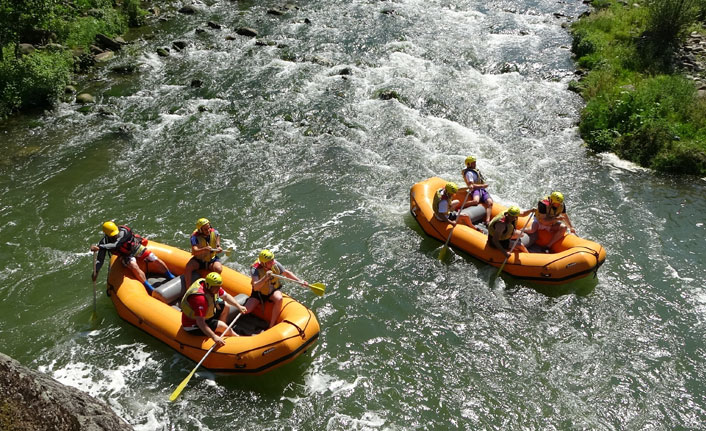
[472,188,491,204]
[183,301,225,335]
[191,255,221,270]
[120,246,157,266]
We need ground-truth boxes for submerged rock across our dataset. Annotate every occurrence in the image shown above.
[0,352,132,430]
[235,27,258,37]
[76,93,95,104]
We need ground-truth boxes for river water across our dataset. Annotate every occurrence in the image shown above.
[1,0,706,429]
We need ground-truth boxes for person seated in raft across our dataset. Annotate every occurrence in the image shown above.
[181,272,247,347]
[488,206,529,258]
[519,191,576,250]
[433,182,473,227]
[90,221,175,294]
[243,249,309,329]
[184,217,223,289]
[462,155,494,225]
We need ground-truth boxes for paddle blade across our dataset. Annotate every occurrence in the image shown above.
[308,282,325,296]
[438,245,449,261]
[169,368,197,402]
[224,247,233,257]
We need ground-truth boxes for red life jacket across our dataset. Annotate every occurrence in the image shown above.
[116,225,143,256]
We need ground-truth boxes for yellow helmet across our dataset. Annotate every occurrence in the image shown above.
[102,221,119,236]
[258,249,275,263]
[550,191,564,204]
[205,272,222,288]
[507,206,520,216]
[196,218,210,229]
[445,182,459,195]
[465,156,476,166]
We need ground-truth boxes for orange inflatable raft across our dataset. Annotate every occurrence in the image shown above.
[410,177,606,284]
[106,241,320,374]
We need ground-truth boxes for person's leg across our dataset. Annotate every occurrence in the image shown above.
[208,259,223,274]
[524,219,539,235]
[468,190,481,206]
[126,258,155,293]
[125,259,146,283]
[183,258,199,288]
[483,197,493,224]
[269,291,283,328]
[546,223,568,248]
[214,320,238,337]
[457,213,473,227]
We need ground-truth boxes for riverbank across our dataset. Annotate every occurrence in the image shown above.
[569,0,706,176]
[0,0,151,118]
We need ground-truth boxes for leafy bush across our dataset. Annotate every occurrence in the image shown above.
[0,50,72,117]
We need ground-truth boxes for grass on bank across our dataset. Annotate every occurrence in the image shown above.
[570,0,706,175]
[0,0,146,118]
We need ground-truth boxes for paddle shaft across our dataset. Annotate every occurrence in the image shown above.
[495,212,534,277]
[440,190,472,257]
[91,251,98,317]
[169,312,242,402]
[270,273,308,288]
[268,273,325,295]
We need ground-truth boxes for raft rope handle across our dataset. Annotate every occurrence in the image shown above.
[283,320,305,338]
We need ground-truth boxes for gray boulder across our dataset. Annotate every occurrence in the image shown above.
[0,352,132,430]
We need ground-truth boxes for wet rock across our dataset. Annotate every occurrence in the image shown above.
[157,47,170,57]
[110,63,139,74]
[94,51,115,62]
[207,21,222,29]
[0,353,131,431]
[198,105,211,112]
[90,44,104,55]
[18,43,35,55]
[43,43,65,51]
[336,67,352,76]
[381,9,396,15]
[268,8,286,15]
[304,18,312,24]
[172,40,188,51]
[195,28,206,34]
[149,6,160,16]
[377,89,400,100]
[236,27,258,37]
[191,79,203,88]
[96,33,124,51]
[178,5,198,14]
[226,35,237,41]
[65,85,77,94]
[76,93,95,104]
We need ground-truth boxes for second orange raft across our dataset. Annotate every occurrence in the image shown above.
[106,241,320,374]
[410,177,606,284]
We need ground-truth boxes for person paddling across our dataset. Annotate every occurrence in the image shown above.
[243,249,309,329]
[180,272,247,347]
[90,221,175,294]
[432,182,473,227]
[462,156,494,225]
[520,191,576,250]
[184,218,223,289]
[487,206,529,257]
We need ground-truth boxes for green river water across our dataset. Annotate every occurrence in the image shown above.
[1,0,706,429]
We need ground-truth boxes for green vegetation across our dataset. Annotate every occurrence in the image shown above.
[0,0,147,118]
[570,0,706,175]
